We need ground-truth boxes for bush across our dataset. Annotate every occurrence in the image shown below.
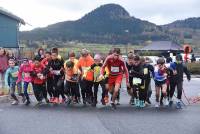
[186,63,200,74]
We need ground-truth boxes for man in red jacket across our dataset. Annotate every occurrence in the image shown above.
[100,48,130,109]
[31,56,49,104]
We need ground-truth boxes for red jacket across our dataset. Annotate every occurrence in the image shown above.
[31,64,45,84]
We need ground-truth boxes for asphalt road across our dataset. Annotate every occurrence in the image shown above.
[0,78,200,134]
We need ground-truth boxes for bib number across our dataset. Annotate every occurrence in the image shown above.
[132,78,142,85]
[111,66,119,73]
[24,73,30,77]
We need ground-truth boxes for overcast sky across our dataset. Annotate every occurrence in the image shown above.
[0,0,199,31]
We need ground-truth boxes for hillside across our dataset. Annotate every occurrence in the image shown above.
[20,4,168,44]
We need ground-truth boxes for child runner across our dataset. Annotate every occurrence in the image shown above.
[5,58,25,105]
[17,58,32,105]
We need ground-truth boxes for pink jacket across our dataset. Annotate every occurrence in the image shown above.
[17,63,32,83]
[0,55,8,73]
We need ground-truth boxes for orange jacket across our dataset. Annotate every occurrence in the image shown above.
[77,55,94,81]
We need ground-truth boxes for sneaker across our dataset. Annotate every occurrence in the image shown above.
[22,96,26,103]
[116,100,120,105]
[135,98,140,107]
[53,98,59,104]
[49,97,55,103]
[169,101,173,107]
[176,102,182,109]
[146,99,151,105]
[11,100,19,105]
[163,98,169,106]
[155,102,159,108]
[139,100,145,108]
[111,102,116,110]
[129,97,135,105]
[25,100,30,106]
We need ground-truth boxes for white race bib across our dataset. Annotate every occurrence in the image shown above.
[111,66,119,73]
[24,73,30,77]
[132,78,142,85]
[11,72,18,78]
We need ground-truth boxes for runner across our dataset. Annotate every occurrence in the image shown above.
[77,49,94,105]
[17,58,32,105]
[41,51,54,102]
[90,54,107,107]
[31,56,49,105]
[64,60,80,105]
[44,48,65,104]
[168,54,191,109]
[5,58,25,105]
[64,51,81,103]
[100,48,130,109]
[154,58,169,107]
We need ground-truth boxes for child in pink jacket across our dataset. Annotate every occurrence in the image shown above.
[17,58,33,105]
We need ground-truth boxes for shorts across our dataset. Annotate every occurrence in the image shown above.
[155,80,166,87]
[108,74,123,89]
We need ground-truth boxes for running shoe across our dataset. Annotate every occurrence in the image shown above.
[53,97,59,104]
[135,99,140,107]
[25,100,30,106]
[139,100,145,108]
[176,102,182,109]
[163,98,169,106]
[155,102,160,108]
[129,97,135,105]
[11,100,19,105]
[111,102,116,110]
[169,101,173,107]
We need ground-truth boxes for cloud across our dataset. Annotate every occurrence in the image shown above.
[0,0,199,30]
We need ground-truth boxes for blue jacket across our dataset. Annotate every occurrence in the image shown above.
[5,66,19,87]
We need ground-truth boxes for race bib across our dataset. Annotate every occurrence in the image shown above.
[24,73,30,78]
[111,66,119,73]
[132,78,142,85]
[11,71,18,78]
[52,70,60,75]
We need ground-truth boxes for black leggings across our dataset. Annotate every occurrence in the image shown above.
[53,77,65,99]
[32,84,47,102]
[80,79,93,100]
[47,77,54,98]
[169,81,183,100]
[133,85,147,101]
[64,81,79,98]
[93,80,106,102]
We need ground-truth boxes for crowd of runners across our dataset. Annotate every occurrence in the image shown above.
[0,47,191,109]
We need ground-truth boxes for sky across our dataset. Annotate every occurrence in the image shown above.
[0,0,199,31]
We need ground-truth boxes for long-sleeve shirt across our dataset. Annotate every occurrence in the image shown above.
[77,55,94,81]
[0,55,8,73]
[5,66,19,86]
[17,64,32,83]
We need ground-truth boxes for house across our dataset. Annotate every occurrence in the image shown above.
[135,41,183,57]
[0,7,25,48]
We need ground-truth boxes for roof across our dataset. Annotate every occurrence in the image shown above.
[0,7,25,25]
[140,41,183,51]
